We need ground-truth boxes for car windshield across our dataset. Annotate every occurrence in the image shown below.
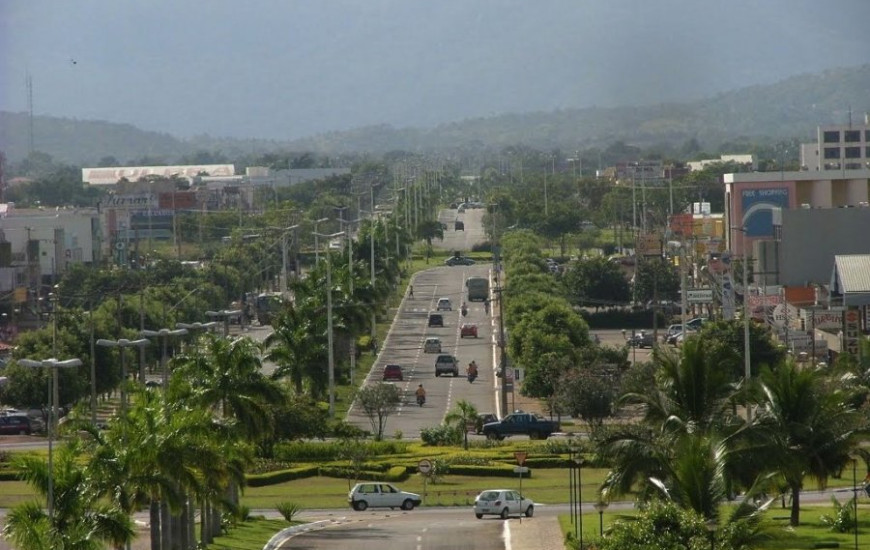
[479,491,501,501]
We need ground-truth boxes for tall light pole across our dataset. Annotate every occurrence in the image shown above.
[18,357,82,522]
[140,328,188,392]
[314,230,345,417]
[205,309,243,337]
[96,338,150,416]
[313,217,329,264]
[279,224,299,298]
[731,225,752,421]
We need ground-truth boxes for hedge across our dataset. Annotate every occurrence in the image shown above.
[318,465,410,482]
[445,464,531,478]
[246,466,319,487]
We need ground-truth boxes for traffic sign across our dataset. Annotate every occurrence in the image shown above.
[513,466,530,474]
[686,288,713,303]
[514,451,527,465]
[418,459,432,475]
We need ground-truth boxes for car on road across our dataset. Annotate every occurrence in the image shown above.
[445,256,475,266]
[686,317,708,331]
[460,323,478,338]
[382,364,404,381]
[435,354,460,377]
[664,324,683,344]
[471,413,499,434]
[348,482,421,511]
[473,489,534,519]
[427,313,444,327]
[436,297,452,311]
[626,331,654,348]
[0,415,32,435]
[423,337,442,353]
[455,220,465,231]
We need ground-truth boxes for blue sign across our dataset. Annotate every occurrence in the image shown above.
[740,187,789,237]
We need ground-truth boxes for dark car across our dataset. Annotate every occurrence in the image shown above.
[382,364,404,381]
[445,256,475,266]
[0,415,32,435]
[455,220,465,231]
[428,313,444,327]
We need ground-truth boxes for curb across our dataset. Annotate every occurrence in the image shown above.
[263,518,344,550]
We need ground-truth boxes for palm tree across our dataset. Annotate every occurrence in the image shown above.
[445,399,479,449]
[3,440,135,550]
[750,361,863,526]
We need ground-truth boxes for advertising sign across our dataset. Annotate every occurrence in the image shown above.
[686,289,714,303]
[100,193,157,210]
[740,187,790,238]
[748,293,783,320]
[811,310,844,331]
[844,308,861,356]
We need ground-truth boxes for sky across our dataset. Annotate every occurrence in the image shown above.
[1,0,869,141]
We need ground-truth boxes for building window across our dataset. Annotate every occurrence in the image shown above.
[865,130,870,142]
[823,130,840,143]
[866,146,870,158]
[824,147,841,159]
[845,146,861,159]
[844,130,861,143]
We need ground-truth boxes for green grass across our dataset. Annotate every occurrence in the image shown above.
[207,518,297,550]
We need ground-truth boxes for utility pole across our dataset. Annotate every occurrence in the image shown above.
[314,230,345,417]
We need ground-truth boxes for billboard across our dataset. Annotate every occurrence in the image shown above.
[82,164,235,186]
[740,187,790,237]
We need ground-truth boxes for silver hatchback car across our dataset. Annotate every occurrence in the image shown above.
[473,489,534,519]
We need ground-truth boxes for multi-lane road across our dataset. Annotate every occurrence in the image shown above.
[346,206,499,437]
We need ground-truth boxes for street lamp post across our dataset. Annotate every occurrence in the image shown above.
[594,500,609,536]
[280,224,300,298]
[313,217,329,264]
[18,357,83,522]
[205,309,243,337]
[853,457,859,550]
[731,226,752,421]
[96,338,150,415]
[314,230,345,417]
[140,328,188,392]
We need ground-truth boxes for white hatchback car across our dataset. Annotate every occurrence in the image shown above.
[424,337,442,353]
[348,482,422,511]
[473,489,534,519]
[436,297,452,311]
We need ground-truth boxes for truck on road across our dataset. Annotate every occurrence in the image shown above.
[481,411,560,440]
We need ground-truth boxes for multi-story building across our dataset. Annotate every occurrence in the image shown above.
[799,114,870,171]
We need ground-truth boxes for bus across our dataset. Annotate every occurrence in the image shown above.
[465,276,489,302]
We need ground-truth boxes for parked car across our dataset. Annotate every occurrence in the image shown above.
[460,323,478,338]
[664,324,683,344]
[0,415,32,435]
[428,313,444,327]
[382,364,404,381]
[445,256,475,266]
[437,297,452,311]
[423,337,442,353]
[473,489,534,519]
[435,354,460,377]
[686,317,708,331]
[348,482,421,511]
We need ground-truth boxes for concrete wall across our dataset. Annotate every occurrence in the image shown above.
[779,207,870,286]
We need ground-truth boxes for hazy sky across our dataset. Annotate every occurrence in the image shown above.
[2,0,869,140]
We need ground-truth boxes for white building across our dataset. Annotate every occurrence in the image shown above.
[800,114,870,171]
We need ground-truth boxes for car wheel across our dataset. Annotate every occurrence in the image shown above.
[529,431,541,440]
[525,505,534,518]
[485,431,499,441]
[475,513,483,519]
[353,500,368,511]
[500,507,510,520]
[401,499,415,510]
[435,372,440,377]
[453,370,459,377]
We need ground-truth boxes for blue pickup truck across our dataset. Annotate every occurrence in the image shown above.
[481,412,560,440]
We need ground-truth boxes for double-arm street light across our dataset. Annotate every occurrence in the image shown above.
[314,230,346,417]
[95,338,150,415]
[313,217,330,264]
[140,328,188,392]
[205,309,243,337]
[18,357,83,521]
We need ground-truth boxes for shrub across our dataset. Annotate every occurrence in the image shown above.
[276,501,303,522]
[820,495,857,532]
[420,424,463,446]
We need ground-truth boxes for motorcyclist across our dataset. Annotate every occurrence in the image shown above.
[415,384,426,405]
[466,361,478,382]
[461,301,468,316]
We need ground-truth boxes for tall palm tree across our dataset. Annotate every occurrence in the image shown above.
[445,399,478,449]
[751,361,863,526]
[3,440,135,550]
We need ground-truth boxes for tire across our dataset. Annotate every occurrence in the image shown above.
[453,370,459,377]
[525,505,534,518]
[353,500,368,511]
[500,507,510,520]
[485,431,500,441]
[401,499,415,510]
[435,372,440,377]
[529,431,541,440]
[475,513,483,519]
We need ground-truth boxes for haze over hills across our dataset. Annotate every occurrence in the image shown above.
[1,64,869,165]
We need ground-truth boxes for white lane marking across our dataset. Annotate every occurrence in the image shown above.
[504,519,513,550]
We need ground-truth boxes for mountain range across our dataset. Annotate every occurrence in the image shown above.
[1,64,868,166]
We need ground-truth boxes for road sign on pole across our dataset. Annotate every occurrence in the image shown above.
[418,459,432,475]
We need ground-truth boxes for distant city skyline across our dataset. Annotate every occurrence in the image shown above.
[2,0,869,141]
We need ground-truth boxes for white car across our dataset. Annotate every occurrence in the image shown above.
[436,297,452,311]
[473,489,534,519]
[348,482,422,511]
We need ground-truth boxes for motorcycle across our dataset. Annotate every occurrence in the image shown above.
[467,373,477,383]
[416,395,425,406]
[461,306,468,317]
